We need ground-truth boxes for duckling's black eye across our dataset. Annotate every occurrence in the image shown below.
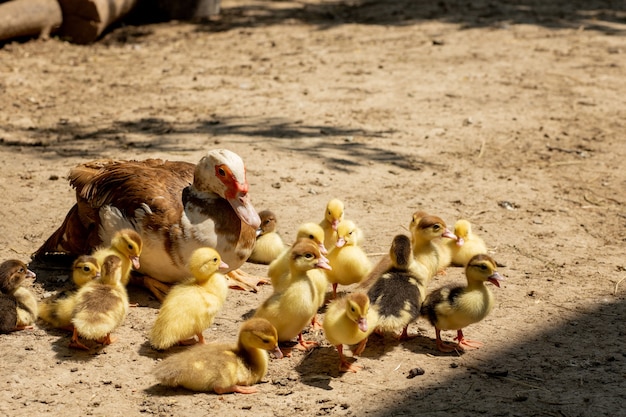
[433,225,441,231]
[350,307,356,312]
[308,234,314,239]
[213,257,218,263]
[83,266,90,272]
[128,244,133,250]
[218,168,226,176]
[305,253,314,260]
[260,338,270,344]
[479,264,488,270]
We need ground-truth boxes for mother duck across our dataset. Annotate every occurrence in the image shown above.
[35,149,262,300]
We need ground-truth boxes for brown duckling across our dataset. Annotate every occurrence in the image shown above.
[0,260,37,332]
[248,210,287,265]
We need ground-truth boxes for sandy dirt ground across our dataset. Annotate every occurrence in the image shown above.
[0,0,625,416]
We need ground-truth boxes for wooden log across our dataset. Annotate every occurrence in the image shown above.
[0,0,63,42]
[57,0,138,44]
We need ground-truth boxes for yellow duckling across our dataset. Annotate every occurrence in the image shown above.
[254,239,331,353]
[367,234,426,340]
[153,317,283,394]
[92,228,143,287]
[70,255,129,350]
[323,292,378,373]
[319,198,345,251]
[420,254,503,352]
[0,260,37,332]
[446,219,488,267]
[248,210,287,265]
[268,222,328,293]
[149,247,229,350]
[38,255,101,330]
[326,220,372,298]
[409,214,457,280]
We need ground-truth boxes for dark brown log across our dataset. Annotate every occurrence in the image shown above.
[0,0,62,42]
[57,0,137,44]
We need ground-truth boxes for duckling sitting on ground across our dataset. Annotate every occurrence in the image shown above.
[323,292,378,373]
[0,259,38,332]
[326,220,371,298]
[367,234,426,340]
[254,239,331,354]
[70,255,128,350]
[420,254,503,352]
[149,247,229,350]
[38,255,101,330]
[153,317,282,394]
[445,219,488,267]
[247,210,287,265]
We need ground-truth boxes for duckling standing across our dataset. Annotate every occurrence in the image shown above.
[153,317,282,394]
[92,228,142,287]
[70,255,128,350]
[319,198,345,251]
[323,292,378,373]
[149,247,229,350]
[268,222,328,293]
[326,220,371,298]
[0,260,37,332]
[38,255,101,330]
[248,210,287,265]
[421,254,503,352]
[254,239,331,353]
[367,234,426,339]
[409,214,457,280]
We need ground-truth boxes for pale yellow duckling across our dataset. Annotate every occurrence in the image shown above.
[326,220,372,298]
[0,260,37,332]
[367,234,426,340]
[70,255,129,350]
[446,219,488,267]
[38,255,101,330]
[248,210,287,265]
[421,254,503,352]
[254,239,331,353]
[409,214,457,280]
[268,222,328,293]
[149,247,229,350]
[323,292,378,373]
[92,228,142,287]
[319,198,345,251]
[153,317,283,394]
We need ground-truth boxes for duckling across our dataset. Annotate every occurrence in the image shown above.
[409,214,457,280]
[149,247,229,350]
[367,234,426,340]
[70,255,128,350]
[446,219,488,267]
[319,198,345,251]
[92,228,142,287]
[268,222,328,293]
[323,292,378,372]
[154,317,282,394]
[0,260,37,332]
[38,255,101,330]
[248,210,286,265]
[421,254,503,352]
[254,239,331,352]
[326,220,372,298]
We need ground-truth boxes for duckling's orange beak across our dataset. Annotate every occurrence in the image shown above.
[487,271,504,288]
[316,258,332,271]
[331,219,340,231]
[130,256,140,270]
[26,269,36,280]
[456,237,465,247]
[272,345,283,359]
[336,237,346,248]
[219,261,229,270]
[319,243,328,255]
[441,229,457,240]
[357,317,368,333]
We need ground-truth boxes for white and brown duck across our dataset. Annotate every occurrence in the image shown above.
[35,149,262,301]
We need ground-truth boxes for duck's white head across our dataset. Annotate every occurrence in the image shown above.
[194,149,261,228]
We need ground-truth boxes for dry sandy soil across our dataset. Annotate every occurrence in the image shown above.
[0,0,625,416]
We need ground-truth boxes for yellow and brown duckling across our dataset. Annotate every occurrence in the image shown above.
[248,210,287,265]
[409,213,457,280]
[0,259,38,332]
[92,228,142,287]
[367,234,426,340]
[70,255,128,350]
[153,317,282,394]
[149,247,229,350]
[38,255,101,330]
[420,254,503,352]
[323,292,378,373]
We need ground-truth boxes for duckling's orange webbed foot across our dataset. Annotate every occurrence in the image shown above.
[226,269,267,293]
[398,326,417,341]
[454,330,482,350]
[295,333,318,351]
[214,385,258,395]
[435,328,462,353]
[69,328,89,350]
[337,345,362,373]
[13,325,34,331]
[98,333,117,345]
[353,337,369,356]
[310,315,323,330]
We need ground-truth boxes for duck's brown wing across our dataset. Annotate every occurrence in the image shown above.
[35,159,195,258]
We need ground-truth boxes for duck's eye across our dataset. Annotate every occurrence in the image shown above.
[479,264,488,270]
[213,257,218,263]
[128,244,134,250]
[350,307,356,312]
[305,253,314,260]
[218,168,226,176]
[83,266,90,272]
[308,234,314,239]
[432,225,441,231]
